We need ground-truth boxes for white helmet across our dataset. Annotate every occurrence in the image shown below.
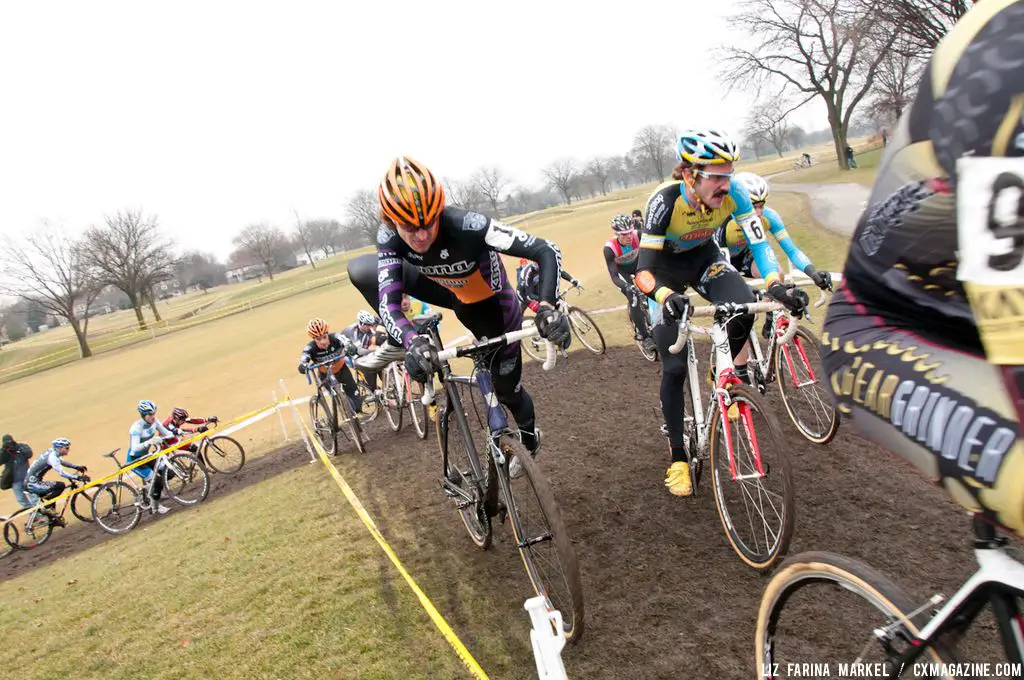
[676,129,740,165]
[356,310,377,326]
[734,172,770,203]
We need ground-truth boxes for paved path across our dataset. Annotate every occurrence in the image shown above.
[770,180,871,235]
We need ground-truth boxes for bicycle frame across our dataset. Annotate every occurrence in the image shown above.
[672,301,797,482]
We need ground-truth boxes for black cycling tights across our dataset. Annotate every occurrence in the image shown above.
[653,242,755,463]
[347,254,539,450]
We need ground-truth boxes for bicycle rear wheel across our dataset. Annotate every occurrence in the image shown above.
[91,481,142,535]
[568,306,605,355]
[437,386,496,549]
[203,436,246,474]
[522,334,547,362]
[709,383,794,571]
[355,379,379,424]
[382,364,404,432]
[71,486,98,523]
[3,508,54,550]
[502,437,584,644]
[162,453,210,505]
[757,551,958,678]
[774,326,840,445]
[309,394,337,456]
[334,392,366,454]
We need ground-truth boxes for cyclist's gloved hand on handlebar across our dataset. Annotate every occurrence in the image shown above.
[662,292,691,323]
[404,335,436,384]
[535,305,572,349]
[804,265,833,292]
[344,342,359,358]
[197,425,208,433]
[767,282,810,315]
[298,361,309,375]
[207,416,218,424]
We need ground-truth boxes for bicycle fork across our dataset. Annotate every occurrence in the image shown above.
[709,324,766,483]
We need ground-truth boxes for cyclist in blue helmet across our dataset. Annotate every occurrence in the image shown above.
[127,400,175,514]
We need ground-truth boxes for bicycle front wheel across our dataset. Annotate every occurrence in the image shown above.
[71,486,98,523]
[522,334,547,363]
[4,508,54,550]
[382,364,404,433]
[162,453,210,505]
[406,375,429,440]
[202,436,246,474]
[91,482,142,535]
[437,385,495,549]
[757,551,958,678]
[568,306,605,355]
[502,437,585,644]
[774,326,841,445]
[355,379,379,424]
[309,394,337,456]
[708,383,794,571]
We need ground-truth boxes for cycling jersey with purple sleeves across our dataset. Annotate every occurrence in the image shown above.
[375,206,564,346]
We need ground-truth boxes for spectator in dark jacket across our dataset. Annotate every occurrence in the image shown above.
[0,434,36,508]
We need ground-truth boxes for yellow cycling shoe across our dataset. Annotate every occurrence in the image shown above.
[665,461,693,497]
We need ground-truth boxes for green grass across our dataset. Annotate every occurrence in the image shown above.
[0,462,479,680]
[784,147,884,186]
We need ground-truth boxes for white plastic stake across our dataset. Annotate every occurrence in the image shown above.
[280,378,316,463]
[524,596,568,680]
[272,389,290,443]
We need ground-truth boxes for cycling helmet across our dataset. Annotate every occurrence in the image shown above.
[52,437,71,449]
[171,407,189,420]
[677,129,740,166]
[137,400,157,415]
[378,156,446,228]
[356,310,376,326]
[307,318,330,338]
[611,214,634,233]
[734,172,770,203]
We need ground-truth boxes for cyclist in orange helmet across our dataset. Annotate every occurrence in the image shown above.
[347,156,572,473]
[298,318,362,413]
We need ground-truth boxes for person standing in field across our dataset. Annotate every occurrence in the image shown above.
[1,434,36,509]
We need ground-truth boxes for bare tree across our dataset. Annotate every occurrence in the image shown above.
[541,158,580,205]
[84,208,174,330]
[292,210,317,269]
[720,0,899,169]
[306,218,343,258]
[232,223,288,282]
[472,166,511,215]
[345,189,382,243]
[0,225,99,357]
[868,49,925,122]
[443,178,489,213]
[744,97,809,157]
[876,0,975,57]
[632,124,676,181]
[586,157,613,195]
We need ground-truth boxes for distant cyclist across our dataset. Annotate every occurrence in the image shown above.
[298,318,362,413]
[24,438,88,522]
[604,214,657,355]
[822,0,1024,535]
[341,310,384,391]
[516,257,580,313]
[162,408,219,454]
[128,400,175,514]
[346,156,572,476]
[401,294,431,322]
[636,128,808,497]
[715,172,832,289]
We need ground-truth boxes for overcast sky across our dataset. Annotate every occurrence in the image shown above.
[0,1,827,259]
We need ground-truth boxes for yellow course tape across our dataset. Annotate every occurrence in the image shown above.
[286,388,490,680]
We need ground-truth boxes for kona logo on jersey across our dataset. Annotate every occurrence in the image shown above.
[407,252,423,260]
[463,212,488,231]
[488,251,502,291]
[434,278,468,289]
[418,261,474,277]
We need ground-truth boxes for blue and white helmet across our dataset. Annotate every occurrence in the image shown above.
[52,437,71,449]
[357,310,377,326]
[137,399,157,415]
[733,172,770,203]
[677,129,740,166]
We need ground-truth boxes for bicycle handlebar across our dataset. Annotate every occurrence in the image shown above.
[304,354,345,385]
[668,301,798,355]
[421,325,557,405]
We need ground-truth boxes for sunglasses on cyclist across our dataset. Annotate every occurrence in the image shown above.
[752,201,766,209]
[395,220,438,234]
[694,169,734,182]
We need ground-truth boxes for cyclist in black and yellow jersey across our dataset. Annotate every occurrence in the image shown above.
[636,128,809,496]
[822,0,1024,535]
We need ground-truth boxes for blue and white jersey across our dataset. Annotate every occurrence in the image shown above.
[128,418,174,457]
[25,447,82,484]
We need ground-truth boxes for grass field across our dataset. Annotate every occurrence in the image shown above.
[784,147,884,186]
[0,148,871,678]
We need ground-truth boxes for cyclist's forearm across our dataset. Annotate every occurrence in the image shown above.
[775,234,812,272]
[376,248,418,346]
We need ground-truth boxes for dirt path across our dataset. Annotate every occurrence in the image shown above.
[770,178,871,236]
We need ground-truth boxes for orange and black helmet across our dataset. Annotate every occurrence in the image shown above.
[306,318,330,338]
[378,156,445,228]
